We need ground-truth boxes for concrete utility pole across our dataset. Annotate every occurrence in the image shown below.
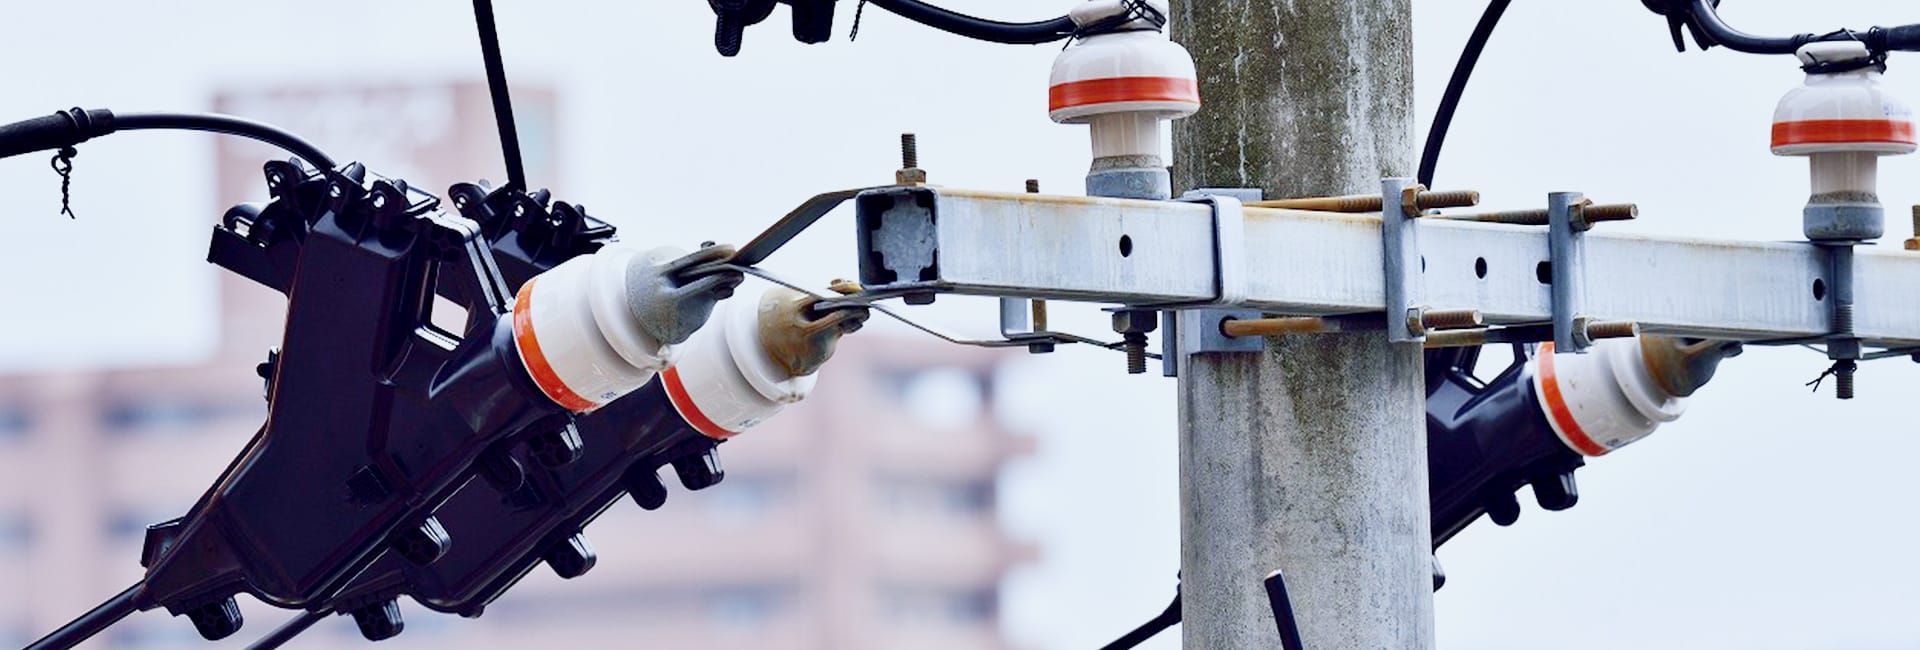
[1171,1,1434,648]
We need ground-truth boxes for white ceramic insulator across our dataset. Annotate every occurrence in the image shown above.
[511,246,677,413]
[1529,338,1687,457]
[1808,151,1880,198]
[1771,43,1917,157]
[1089,112,1162,159]
[1049,31,1199,125]
[660,290,818,440]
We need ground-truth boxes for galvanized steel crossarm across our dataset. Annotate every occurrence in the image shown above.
[852,186,1920,347]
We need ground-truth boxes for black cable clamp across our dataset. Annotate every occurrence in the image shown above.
[1071,0,1168,40]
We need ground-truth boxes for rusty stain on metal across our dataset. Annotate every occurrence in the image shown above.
[1584,320,1640,341]
[1247,189,1479,213]
[1222,316,1333,337]
[757,288,863,378]
[1419,309,1484,331]
[1637,334,1743,397]
[1423,330,1488,348]
[1436,202,1638,227]
[896,133,927,185]
[1907,205,1920,251]
[827,278,864,296]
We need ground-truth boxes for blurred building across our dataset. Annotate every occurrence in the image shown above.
[0,82,1033,649]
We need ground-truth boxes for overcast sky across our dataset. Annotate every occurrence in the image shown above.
[5,1,1920,649]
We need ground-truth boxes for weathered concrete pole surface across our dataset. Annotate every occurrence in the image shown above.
[1171,1,1433,648]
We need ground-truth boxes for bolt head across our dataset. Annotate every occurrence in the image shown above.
[1110,309,1159,334]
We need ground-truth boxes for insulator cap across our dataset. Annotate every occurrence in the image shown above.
[1771,42,1916,156]
[1048,31,1199,124]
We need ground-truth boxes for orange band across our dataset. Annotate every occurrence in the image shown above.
[512,280,598,413]
[1050,76,1199,112]
[1771,119,1917,147]
[662,367,738,440]
[1536,343,1609,457]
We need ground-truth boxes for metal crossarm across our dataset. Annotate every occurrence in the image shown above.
[851,186,1920,348]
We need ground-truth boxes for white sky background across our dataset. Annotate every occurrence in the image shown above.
[4,1,1920,648]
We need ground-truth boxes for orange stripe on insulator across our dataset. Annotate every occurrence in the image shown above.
[512,280,599,413]
[1536,342,1610,457]
[662,366,738,440]
[1771,119,1918,147]
[1049,76,1199,112]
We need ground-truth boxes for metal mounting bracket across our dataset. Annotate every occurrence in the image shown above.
[1548,191,1591,352]
[1164,189,1255,308]
[1382,177,1425,343]
[1161,189,1265,376]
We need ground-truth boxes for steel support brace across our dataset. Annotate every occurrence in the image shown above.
[849,186,1920,348]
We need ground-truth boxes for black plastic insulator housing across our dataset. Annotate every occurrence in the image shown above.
[1427,353,1586,549]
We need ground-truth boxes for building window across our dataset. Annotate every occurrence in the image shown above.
[106,508,182,542]
[895,367,988,431]
[708,585,788,628]
[0,407,29,441]
[697,473,796,525]
[879,583,997,625]
[0,514,33,552]
[876,475,995,516]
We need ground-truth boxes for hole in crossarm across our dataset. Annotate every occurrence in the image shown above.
[1536,261,1552,285]
[1118,234,1133,258]
[1474,257,1488,279]
[1813,278,1827,301]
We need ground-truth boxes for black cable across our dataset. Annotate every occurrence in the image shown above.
[864,0,1075,44]
[1417,0,1509,189]
[1099,592,1181,650]
[473,0,528,191]
[0,108,337,171]
[1264,571,1305,650]
[25,582,146,650]
[1417,0,1509,383]
[1685,0,1810,54]
[245,609,328,650]
[116,112,338,171]
[1682,0,1920,55]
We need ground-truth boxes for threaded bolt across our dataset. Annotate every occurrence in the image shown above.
[1123,332,1148,375]
[1412,189,1481,211]
[1834,303,1856,335]
[1584,320,1640,341]
[900,133,918,170]
[1419,309,1484,331]
[1835,360,1857,400]
[1584,203,1639,224]
[1910,204,1919,236]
